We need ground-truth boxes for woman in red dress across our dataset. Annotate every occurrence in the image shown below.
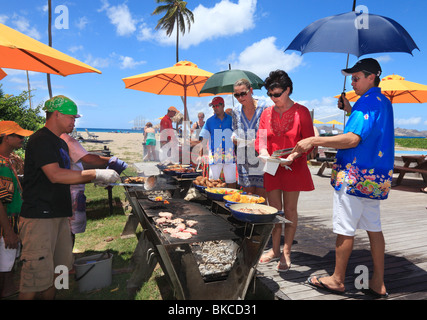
[256,70,315,272]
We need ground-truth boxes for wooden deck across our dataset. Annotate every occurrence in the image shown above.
[255,167,427,300]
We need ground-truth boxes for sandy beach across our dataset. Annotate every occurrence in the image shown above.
[80,132,145,165]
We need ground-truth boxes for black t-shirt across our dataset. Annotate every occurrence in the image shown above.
[21,127,72,218]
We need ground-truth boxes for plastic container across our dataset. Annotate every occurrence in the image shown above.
[74,252,113,292]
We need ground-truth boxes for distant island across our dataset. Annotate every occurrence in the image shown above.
[316,126,427,138]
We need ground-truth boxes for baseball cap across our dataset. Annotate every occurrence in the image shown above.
[168,106,179,113]
[209,97,225,106]
[0,121,33,137]
[43,95,81,118]
[341,58,382,77]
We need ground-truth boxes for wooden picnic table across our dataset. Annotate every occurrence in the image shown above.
[393,155,427,186]
[315,149,337,176]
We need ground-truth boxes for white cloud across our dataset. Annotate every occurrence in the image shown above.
[11,16,41,40]
[84,54,111,69]
[76,16,89,30]
[395,117,422,126]
[297,97,343,121]
[99,0,137,36]
[224,37,304,79]
[119,56,146,69]
[69,45,84,53]
[149,0,257,49]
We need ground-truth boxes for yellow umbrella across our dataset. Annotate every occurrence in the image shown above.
[326,119,343,130]
[122,61,213,122]
[335,74,427,104]
[0,23,101,76]
[313,119,324,124]
[326,120,343,125]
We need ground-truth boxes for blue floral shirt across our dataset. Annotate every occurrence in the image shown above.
[331,87,394,200]
[199,113,235,164]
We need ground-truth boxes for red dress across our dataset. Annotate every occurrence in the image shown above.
[255,103,315,192]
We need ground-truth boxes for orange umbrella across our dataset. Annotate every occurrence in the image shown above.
[122,60,213,122]
[0,69,7,80]
[336,74,427,104]
[0,23,101,76]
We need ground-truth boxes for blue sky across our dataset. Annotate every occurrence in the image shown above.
[1,0,426,131]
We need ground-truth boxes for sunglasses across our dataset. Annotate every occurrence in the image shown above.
[267,89,286,98]
[211,103,223,108]
[351,76,361,82]
[233,90,249,99]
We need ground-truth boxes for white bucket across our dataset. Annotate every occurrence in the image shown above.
[74,252,113,292]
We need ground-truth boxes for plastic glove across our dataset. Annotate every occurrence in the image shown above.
[93,169,120,185]
[107,156,128,174]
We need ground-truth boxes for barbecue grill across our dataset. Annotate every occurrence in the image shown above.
[122,175,287,300]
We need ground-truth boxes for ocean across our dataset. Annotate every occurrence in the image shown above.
[76,127,144,133]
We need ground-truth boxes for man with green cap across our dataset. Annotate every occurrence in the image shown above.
[18,95,120,300]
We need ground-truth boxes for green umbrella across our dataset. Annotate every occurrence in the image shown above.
[200,69,264,94]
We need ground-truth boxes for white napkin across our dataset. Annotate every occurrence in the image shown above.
[259,156,292,176]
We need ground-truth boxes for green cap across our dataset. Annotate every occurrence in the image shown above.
[44,95,81,118]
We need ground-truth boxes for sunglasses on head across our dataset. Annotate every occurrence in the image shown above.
[267,89,286,98]
[233,90,249,99]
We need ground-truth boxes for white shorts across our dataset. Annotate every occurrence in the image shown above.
[209,163,237,183]
[0,237,20,272]
[333,182,382,236]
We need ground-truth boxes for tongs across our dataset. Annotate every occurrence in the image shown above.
[270,147,294,158]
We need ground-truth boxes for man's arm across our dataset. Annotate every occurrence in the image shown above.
[293,132,361,154]
[41,163,96,184]
[80,154,110,167]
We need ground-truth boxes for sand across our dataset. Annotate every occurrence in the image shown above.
[80,132,145,165]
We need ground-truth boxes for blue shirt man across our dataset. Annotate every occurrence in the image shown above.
[293,58,392,298]
[199,97,234,165]
[332,86,394,200]
[199,97,236,186]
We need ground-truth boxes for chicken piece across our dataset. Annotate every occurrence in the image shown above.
[175,223,186,231]
[186,220,198,227]
[171,232,192,240]
[183,228,197,235]
[159,212,173,219]
[170,218,184,225]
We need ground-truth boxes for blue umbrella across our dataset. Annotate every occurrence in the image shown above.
[286,11,419,58]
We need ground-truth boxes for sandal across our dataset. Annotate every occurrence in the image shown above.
[259,253,280,265]
[277,261,291,273]
[420,187,427,194]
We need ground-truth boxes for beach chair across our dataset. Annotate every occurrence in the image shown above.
[85,129,99,140]
[71,129,84,140]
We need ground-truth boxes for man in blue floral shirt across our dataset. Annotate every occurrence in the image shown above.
[294,58,392,299]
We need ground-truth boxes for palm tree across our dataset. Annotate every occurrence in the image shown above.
[47,0,53,98]
[152,0,194,63]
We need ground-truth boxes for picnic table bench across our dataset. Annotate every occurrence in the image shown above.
[393,155,427,186]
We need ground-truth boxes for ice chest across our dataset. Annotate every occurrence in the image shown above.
[74,252,113,292]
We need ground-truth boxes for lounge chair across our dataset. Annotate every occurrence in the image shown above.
[85,129,99,140]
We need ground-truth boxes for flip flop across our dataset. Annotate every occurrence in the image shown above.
[361,287,389,299]
[307,276,345,295]
[259,254,280,265]
[277,262,291,273]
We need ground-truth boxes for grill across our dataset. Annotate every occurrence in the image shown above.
[123,175,283,300]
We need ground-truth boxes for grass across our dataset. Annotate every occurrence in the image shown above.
[395,137,427,150]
